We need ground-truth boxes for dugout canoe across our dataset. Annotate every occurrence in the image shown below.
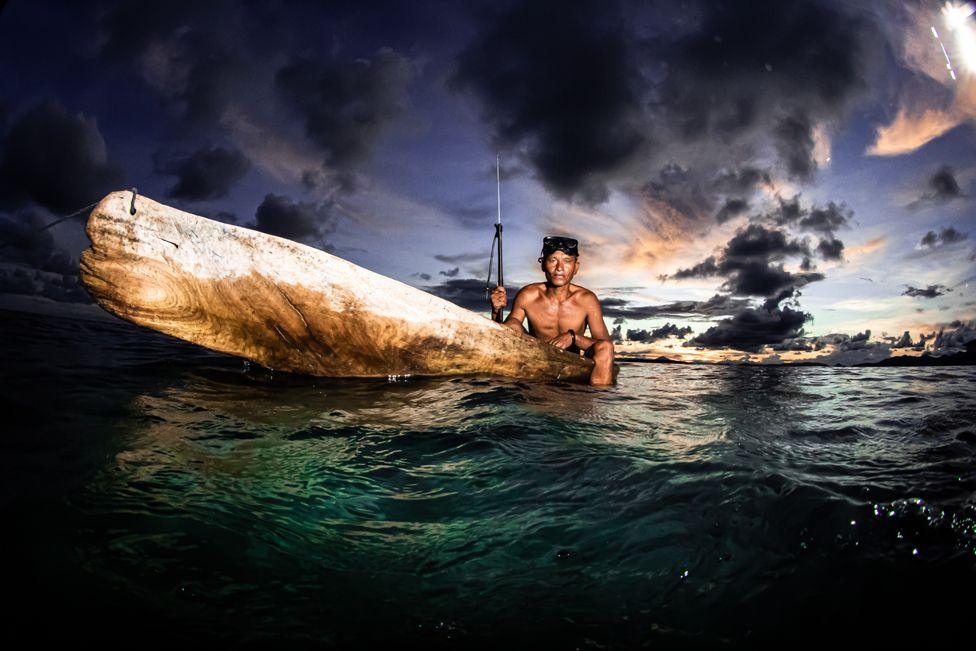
[78,190,595,381]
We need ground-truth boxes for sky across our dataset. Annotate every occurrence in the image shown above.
[0,0,975,364]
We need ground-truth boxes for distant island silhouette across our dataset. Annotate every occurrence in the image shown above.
[616,339,976,367]
[854,339,976,367]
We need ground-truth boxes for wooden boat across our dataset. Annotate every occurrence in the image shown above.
[78,190,595,381]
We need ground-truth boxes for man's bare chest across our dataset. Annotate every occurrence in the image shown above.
[524,298,586,334]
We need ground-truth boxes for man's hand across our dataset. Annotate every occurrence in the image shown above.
[547,331,575,350]
[490,285,507,313]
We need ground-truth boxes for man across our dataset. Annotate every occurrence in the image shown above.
[490,236,615,386]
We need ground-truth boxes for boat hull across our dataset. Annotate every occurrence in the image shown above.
[78,191,594,381]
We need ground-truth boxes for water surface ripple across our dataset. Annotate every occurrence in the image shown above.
[3,309,975,647]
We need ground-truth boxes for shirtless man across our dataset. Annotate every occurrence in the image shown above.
[489,236,615,386]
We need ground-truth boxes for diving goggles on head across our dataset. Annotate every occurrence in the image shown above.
[540,236,579,259]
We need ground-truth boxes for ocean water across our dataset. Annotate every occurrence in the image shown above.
[2,306,975,647]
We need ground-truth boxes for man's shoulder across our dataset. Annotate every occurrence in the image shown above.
[515,283,546,297]
[570,284,600,303]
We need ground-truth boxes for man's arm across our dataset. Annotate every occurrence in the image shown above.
[567,292,612,351]
[490,285,530,337]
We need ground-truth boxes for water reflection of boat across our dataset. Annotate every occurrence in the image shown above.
[79,191,592,382]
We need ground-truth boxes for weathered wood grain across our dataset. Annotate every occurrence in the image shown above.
[78,190,594,381]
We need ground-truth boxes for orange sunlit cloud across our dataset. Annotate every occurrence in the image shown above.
[537,191,745,292]
[843,236,888,260]
[867,105,964,156]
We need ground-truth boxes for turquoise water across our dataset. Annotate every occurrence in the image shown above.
[2,307,975,647]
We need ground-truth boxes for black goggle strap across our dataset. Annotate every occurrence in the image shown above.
[544,236,578,246]
[541,236,579,257]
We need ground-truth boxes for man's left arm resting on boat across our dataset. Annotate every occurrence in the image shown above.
[546,292,614,352]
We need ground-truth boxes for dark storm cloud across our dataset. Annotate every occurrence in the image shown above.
[769,337,814,352]
[0,99,121,213]
[767,195,804,226]
[807,333,845,351]
[722,261,821,298]
[439,267,460,278]
[0,100,112,303]
[642,164,716,221]
[478,160,526,182]
[872,320,964,355]
[610,324,623,342]
[0,208,77,276]
[253,193,336,246]
[663,215,844,351]
[798,203,852,234]
[655,0,878,178]
[932,320,976,353]
[600,293,752,320]
[94,1,416,191]
[767,198,852,238]
[601,297,630,310]
[95,0,223,66]
[902,284,948,299]
[451,0,645,202]
[411,272,432,282]
[667,224,822,299]
[626,322,693,343]
[925,166,964,200]
[909,166,967,210]
[434,252,486,264]
[775,331,890,355]
[716,198,750,224]
[181,48,250,129]
[714,167,772,195]
[275,49,414,174]
[889,330,914,348]
[95,1,262,130]
[657,191,858,355]
[431,197,498,227]
[724,224,809,259]
[683,305,810,353]
[920,227,968,249]
[642,164,769,226]
[0,266,36,296]
[0,266,89,303]
[626,329,654,343]
[424,277,496,312]
[154,145,251,201]
[773,113,816,180]
[94,0,879,211]
[914,332,935,351]
[301,169,324,191]
[816,237,844,260]
[669,256,721,281]
[801,329,895,365]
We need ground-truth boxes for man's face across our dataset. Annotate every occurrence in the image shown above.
[541,251,580,287]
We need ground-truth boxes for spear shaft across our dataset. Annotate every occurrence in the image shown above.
[493,156,505,323]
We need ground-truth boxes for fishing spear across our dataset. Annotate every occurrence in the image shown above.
[493,155,504,322]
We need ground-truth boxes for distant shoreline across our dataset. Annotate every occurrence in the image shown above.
[616,343,976,368]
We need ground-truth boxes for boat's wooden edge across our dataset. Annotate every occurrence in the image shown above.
[79,190,598,382]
